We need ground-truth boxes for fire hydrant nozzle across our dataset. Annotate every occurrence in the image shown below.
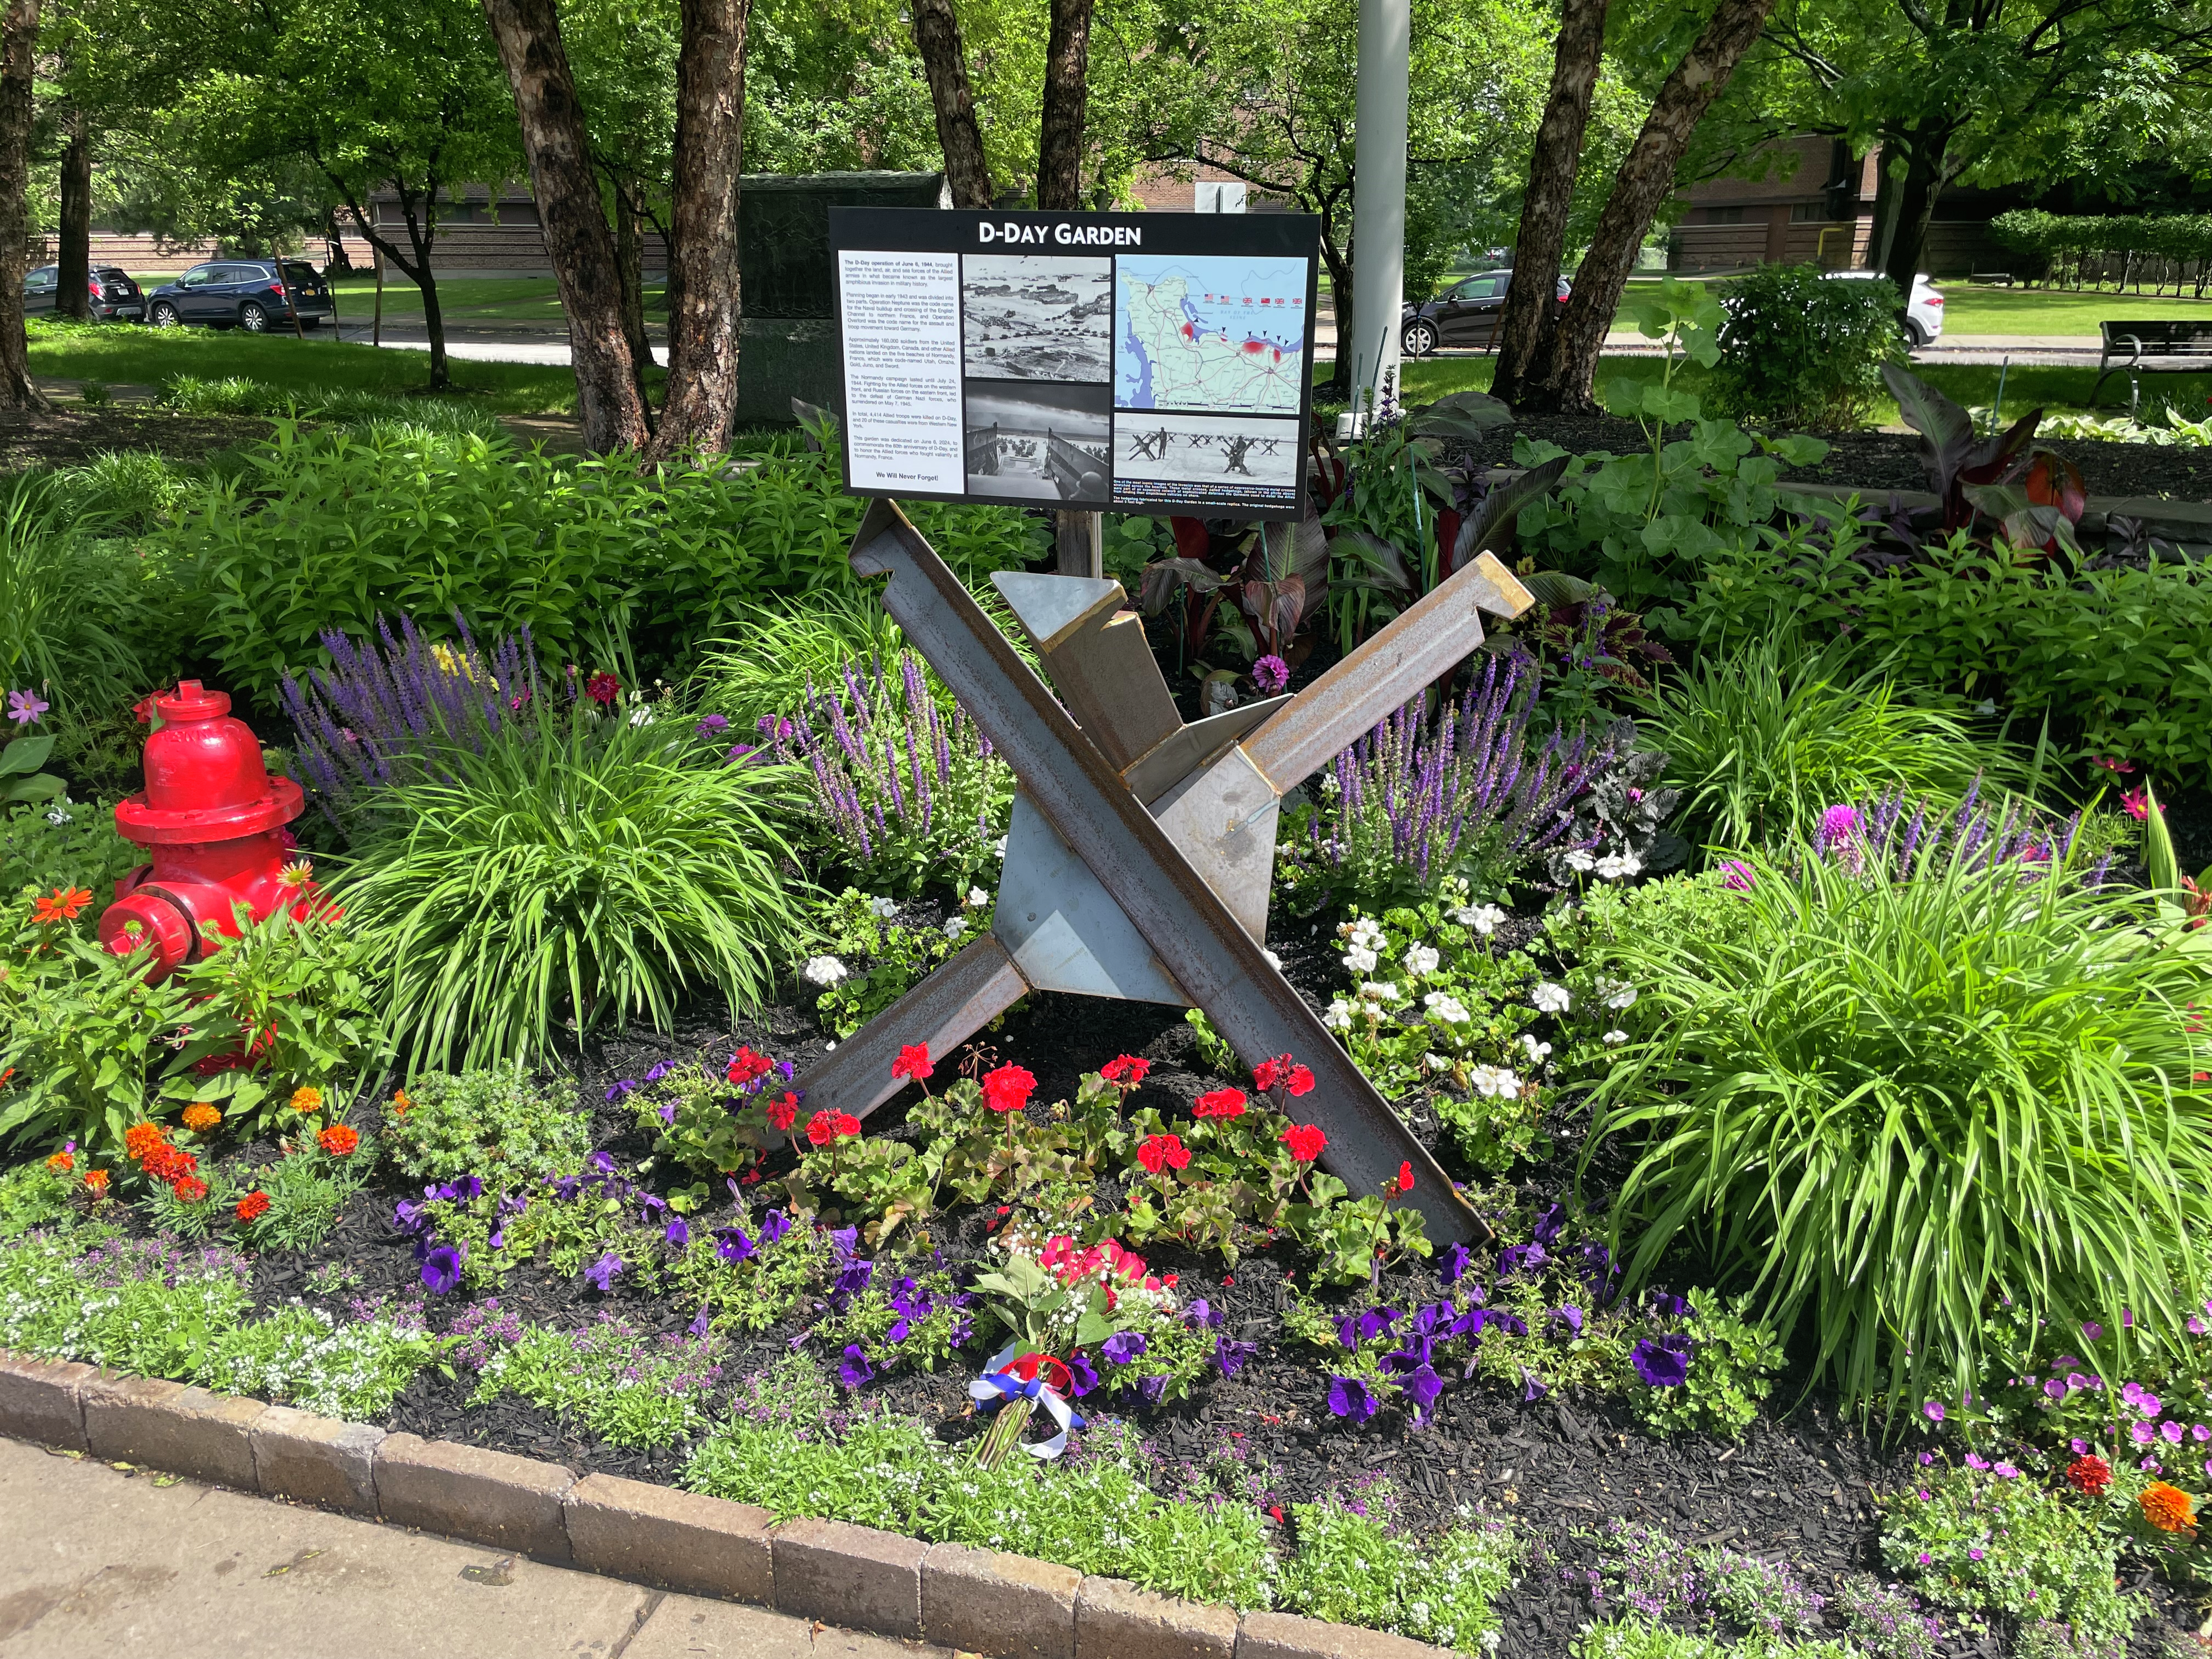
[99,681,309,980]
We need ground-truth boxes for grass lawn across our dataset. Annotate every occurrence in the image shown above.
[1936,284,2212,338]
[26,318,586,414]
[324,274,668,325]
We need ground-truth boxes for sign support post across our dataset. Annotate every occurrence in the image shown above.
[1352,0,1408,415]
[1055,509,1102,578]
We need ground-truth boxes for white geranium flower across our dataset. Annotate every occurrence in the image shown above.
[1424,1052,1452,1073]
[1469,1065,1521,1099]
[45,806,70,826]
[1342,946,1379,974]
[802,955,849,987]
[1358,980,1399,1003]
[1520,1034,1552,1063]
[1565,849,1597,873]
[967,886,989,908]
[867,895,898,919]
[1597,977,1638,1010]
[1403,943,1441,977]
[1531,982,1571,1014]
[1594,851,1641,881]
[1423,991,1470,1025]
[943,916,969,942]
[992,836,1008,859]
[1323,999,1354,1032]
[1603,1029,1630,1046]
[1262,949,1282,970]
[1455,904,1506,936]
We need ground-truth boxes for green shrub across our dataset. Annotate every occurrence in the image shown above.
[169,422,1050,703]
[0,476,154,721]
[1624,1289,1783,1438]
[1583,836,2212,1410]
[1640,634,2012,853]
[0,801,143,900]
[694,589,907,732]
[1707,264,1904,429]
[0,929,194,1155]
[384,1063,588,1186]
[335,703,811,1068]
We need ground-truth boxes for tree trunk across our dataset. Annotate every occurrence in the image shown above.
[646,0,749,460]
[912,0,993,208]
[56,106,90,323]
[1880,127,1950,300]
[481,0,650,452]
[1488,0,1608,406]
[408,213,453,393]
[612,179,655,409]
[0,0,46,410]
[1036,0,1094,210]
[1519,0,1777,414]
[1318,199,1353,399]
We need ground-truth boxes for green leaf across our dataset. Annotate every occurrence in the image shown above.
[0,734,54,775]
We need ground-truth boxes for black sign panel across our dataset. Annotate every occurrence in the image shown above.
[828,207,1321,519]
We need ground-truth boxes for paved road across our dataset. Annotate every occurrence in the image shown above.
[0,1435,940,1659]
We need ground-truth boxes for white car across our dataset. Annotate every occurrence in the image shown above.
[1825,269,1945,348]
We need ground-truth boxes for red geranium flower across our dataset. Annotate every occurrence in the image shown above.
[1138,1132,1190,1174]
[1284,1064,1316,1097]
[2067,1453,2112,1496]
[1280,1123,1326,1162]
[318,1124,361,1156]
[892,1044,933,1083]
[585,671,621,707]
[726,1047,773,1088]
[982,1063,1036,1115]
[806,1109,860,1147]
[236,1191,272,1223]
[1388,1160,1414,1196]
[1194,1088,1247,1119]
[171,1176,210,1203]
[765,1091,800,1132]
[1099,1055,1150,1087]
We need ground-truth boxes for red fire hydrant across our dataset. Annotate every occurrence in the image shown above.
[99,681,309,982]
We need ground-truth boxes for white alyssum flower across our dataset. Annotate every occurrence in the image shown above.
[1603,1029,1630,1046]
[1423,991,1470,1025]
[1455,903,1506,935]
[1403,943,1441,977]
[1594,851,1641,881]
[943,916,969,942]
[1565,849,1597,873]
[1595,976,1638,1011]
[967,886,990,908]
[1469,1065,1521,1099]
[802,955,849,987]
[1520,1034,1552,1064]
[1358,980,1400,1003]
[1323,999,1355,1031]
[866,895,898,919]
[1531,982,1571,1014]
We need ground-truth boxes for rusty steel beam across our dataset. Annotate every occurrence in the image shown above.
[797,932,1032,1121]
[1240,550,1532,794]
[833,499,1486,1246]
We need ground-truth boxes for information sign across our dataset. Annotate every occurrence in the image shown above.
[828,207,1321,519]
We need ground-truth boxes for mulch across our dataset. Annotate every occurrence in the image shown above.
[0,405,269,470]
[201,899,2197,1659]
[1452,409,2212,505]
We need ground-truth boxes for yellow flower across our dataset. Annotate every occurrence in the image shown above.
[181,1102,222,1133]
[290,1086,324,1115]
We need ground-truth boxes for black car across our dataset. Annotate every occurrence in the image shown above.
[23,264,144,321]
[147,260,335,332]
[1400,269,1571,356]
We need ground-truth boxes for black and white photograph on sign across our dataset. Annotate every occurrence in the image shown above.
[960,254,1112,382]
[1112,411,1301,506]
[964,381,1111,504]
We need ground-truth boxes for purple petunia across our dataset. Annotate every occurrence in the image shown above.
[664,1218,690,1247]
[1519,1367,1548,1403]
[1630,1334,1691,1387]
[1327,1375,1379,1423]
[1066,1352,1100,1397]
[1215,1335,1257,1377]
[1404,1364,1444,1418]
[715,1225,754,1262]
[585,1251,626,1292]
[1552,1305,1584,1336]
[1498,1243,1547,1277]
[1647,1290,1687,1319]
[1441,1243,1472,1286]
[1102,1331,1148,1364]
[838,1344,874,1389]
[420,1244,463,1295]
[1184,1298,1225,1331]
[1532,1203,1566,1246]
[759,1209,792,1245]
[645,1060,675,1083]
[606,1079,638,1103]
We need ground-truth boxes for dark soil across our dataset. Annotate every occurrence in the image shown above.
[0,405,268,469]
[201,901,2199,1659]
[1454,410,2212,505]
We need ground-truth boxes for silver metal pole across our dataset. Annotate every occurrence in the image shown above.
[1351,0,1408,414]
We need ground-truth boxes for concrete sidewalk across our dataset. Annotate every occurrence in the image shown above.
[0,1435,942,1659]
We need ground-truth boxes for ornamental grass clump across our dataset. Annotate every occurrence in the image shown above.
[1583,823,2212,1413]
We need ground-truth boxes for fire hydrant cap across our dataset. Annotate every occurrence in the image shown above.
[156,681,232,722]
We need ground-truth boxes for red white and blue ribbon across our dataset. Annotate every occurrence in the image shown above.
[968,1346,1086,1458]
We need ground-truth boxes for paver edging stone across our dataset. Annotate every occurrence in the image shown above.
[0,1352,1457,1659]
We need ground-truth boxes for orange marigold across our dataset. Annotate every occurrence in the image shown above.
[82,1169,109,1194]
[2141,1481,2197,1535]
[171,1176,209,1204]
[289,1086,324,1115]
[391,1088,414,1117]
[44,1149,72,1173]
[181,1102,222,1133]
[235,1191,271,1224]
[317,1124,361,1157]
[122,1121,168,1161]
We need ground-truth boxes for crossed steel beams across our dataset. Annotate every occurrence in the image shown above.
[792,499,1532,1247]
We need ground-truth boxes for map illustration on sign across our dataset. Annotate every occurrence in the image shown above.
[1115,254,1308,414]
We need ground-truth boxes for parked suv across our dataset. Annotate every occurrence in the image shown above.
[146,260,335,332]
[23,264,144,321]
[1400,269,1571,356]
[1825,269,1945,348]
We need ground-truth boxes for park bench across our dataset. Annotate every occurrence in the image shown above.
[2091,320,2212,408]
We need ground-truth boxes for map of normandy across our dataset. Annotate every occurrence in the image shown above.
[1114,254,1308,414]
